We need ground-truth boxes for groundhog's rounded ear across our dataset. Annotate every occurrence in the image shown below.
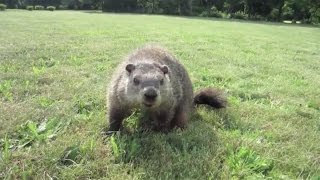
[126,64,135,73]
[161,65,169,74]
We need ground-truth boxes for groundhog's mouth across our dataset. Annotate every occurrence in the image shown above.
[143,102,154,107]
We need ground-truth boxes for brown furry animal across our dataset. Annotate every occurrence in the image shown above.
[106,45,226,133]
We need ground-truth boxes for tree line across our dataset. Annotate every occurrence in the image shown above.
[1,0,319,24]
[0,0,101,10]
[103,0,319,24]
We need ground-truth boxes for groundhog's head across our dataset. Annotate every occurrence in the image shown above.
[125,62,170,108]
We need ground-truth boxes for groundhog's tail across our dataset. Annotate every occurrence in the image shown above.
[193,88,227,109]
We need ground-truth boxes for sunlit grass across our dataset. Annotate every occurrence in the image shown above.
[0,10,319,179]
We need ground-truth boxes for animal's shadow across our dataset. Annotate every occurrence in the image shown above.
[106,108,236,179]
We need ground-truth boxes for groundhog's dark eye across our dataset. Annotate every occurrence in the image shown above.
[160,79,164,85]
[133,78,140,85]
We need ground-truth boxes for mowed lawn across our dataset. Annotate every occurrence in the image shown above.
[0,10,320,179]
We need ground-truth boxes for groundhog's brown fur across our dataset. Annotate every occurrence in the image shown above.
[106,45,226,133]
[194,88,227,108]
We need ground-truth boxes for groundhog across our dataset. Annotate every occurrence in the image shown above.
[106,45,226,134]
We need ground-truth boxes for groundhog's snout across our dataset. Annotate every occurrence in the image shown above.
[143,87,158,106]
[144,87,157,100]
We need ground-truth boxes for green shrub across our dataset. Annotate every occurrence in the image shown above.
[26,6,33,11]
[192,6,205,15]
[268,8,279,21]
[199,11,210,17]
[58,5,68,10]
[211,11,223,18]
[309,7,320,24]
[199,6,223,18]
[46,6,56,11]
[282,3,294,20]
[35,5,44,10]
[249,14,264,21]
[301,18,312,24]
[0,3,6,11]
[231,11,248,20]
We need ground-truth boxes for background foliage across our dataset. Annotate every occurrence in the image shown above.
[0,0,319,24]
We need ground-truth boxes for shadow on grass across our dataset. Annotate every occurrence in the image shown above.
[108,119,226,179]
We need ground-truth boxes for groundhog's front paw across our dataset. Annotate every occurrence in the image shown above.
[101,128,119,137]
[106,130,119,136]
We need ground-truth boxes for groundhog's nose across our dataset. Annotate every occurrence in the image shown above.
[144,88,157,101]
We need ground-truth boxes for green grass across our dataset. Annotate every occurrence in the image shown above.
[1,10,320,179]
